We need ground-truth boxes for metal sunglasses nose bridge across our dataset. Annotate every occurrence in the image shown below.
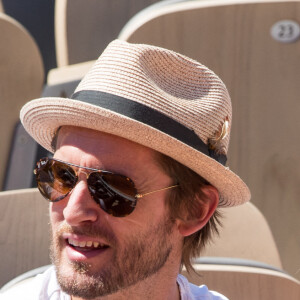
[76,168,99,179]
[71,166,104,192]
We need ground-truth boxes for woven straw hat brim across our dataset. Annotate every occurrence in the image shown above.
[20,97,250,207]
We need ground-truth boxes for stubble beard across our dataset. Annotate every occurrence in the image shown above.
[50,218,175,299]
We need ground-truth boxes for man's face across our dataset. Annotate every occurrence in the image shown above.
[50,126,181,299]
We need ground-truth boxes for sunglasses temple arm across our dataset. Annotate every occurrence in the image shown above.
[136,184,178,199]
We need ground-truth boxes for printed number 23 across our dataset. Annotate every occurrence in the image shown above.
[278,24,294,38]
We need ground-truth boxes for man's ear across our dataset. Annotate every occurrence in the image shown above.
[176,185,219,237]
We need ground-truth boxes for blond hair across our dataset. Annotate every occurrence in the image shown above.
[156,153,222,274]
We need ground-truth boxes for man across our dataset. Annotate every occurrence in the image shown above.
[3,40,250,299]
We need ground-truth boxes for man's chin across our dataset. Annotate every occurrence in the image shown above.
[55,260,122,299]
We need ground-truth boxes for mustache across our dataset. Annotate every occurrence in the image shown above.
[53,222,117,246]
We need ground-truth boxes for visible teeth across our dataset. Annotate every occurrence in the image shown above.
[69,239,79,247]
[79,241,86,247]
[86,241,93,247]
[68,239,100,248]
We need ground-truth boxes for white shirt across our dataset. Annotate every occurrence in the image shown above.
[177,274,228,300]
[0,266,228,300]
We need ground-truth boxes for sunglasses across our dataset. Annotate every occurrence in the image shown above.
[34,157,178,217]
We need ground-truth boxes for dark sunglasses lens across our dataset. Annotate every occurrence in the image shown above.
[88,173,137,217]
[35,159,77,202]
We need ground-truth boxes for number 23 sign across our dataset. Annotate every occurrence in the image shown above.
[271,20,300,43]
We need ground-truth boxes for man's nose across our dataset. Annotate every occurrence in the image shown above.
[62,178,99,226]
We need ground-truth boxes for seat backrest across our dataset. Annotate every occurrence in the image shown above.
[119,0,300,280]
[0,13,44,190]
[181,264,300,300]
[54,0,163,67]
[46,60,95,85]
[0,188,50,288]
[202,202,282,268]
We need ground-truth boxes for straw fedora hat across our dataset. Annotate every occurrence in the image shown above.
[20,39,250,206]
